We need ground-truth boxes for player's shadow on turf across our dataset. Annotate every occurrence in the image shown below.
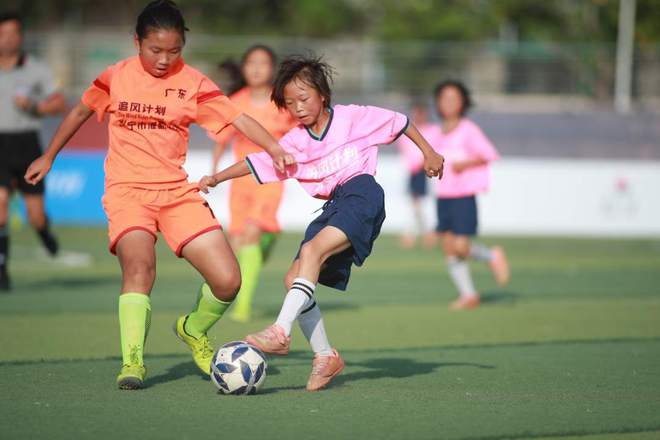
[479,290,518,305]
[333,358,495,386]
[21,276,118,290]
[261,301,357,318]
[146,361,208,387]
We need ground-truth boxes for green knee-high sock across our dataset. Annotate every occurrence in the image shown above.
[259,232,278,263]
[118,293,151,366]
[185,283,231,339]
[232,245,263,318]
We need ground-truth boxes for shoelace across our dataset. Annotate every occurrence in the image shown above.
[194,336,213,358]
[311,357,330,376]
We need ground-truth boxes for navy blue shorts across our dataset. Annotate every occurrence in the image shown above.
[408,169,427,197]
[435,195,478,236]
[297,174,386,291]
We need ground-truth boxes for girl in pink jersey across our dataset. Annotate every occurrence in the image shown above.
[199,55,444,391]
[428,80,510,310]
[395,100,437,249]
[25,0,294,390]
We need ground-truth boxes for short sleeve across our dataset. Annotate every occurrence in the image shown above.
[196,77,242,135]
[466,122,499,162]
[210,124,237,145]
[81,66,114,121]
[245,151,285,184]
[245,130,301,184]
[352,105,409,146]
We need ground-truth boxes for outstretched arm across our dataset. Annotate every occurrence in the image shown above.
[24,101,94,185]
[404,123,444,179]
[199,160,251,194]
[231,114,295,172]
[452,158,488,173]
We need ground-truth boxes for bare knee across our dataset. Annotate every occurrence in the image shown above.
[298,242,325,267]
[27,211,46,229]
[241,224,262,246]
[441,238,456,257]
[121,261,156,290]
[206,269,241,302]
[454,241,471,259]
[0,194,9,226]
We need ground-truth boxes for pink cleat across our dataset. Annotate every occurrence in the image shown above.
[449,295,480,311]
[306,349,345,391]
[490,246,510,286]
[245,324,290,356]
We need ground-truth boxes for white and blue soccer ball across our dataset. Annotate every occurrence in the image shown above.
[211,341,267,395]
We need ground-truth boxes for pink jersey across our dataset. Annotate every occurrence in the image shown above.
[396,122,435,173]
[425,118,499,198]
[246,104,408,199]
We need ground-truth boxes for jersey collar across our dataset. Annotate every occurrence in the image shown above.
[305,107,334,141]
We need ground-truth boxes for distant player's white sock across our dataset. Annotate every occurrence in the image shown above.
[446,256,477,298]
[298,303,333,356]
[275,277,315,336]
[470,243,494,262]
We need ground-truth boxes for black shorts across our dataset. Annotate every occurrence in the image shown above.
[296,174,386,291]
[0,131,44,194]
[408,169,427,197]
[435,195,478,236]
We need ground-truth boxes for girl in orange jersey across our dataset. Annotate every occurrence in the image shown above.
[213,45,297,322]
[24,0,293,390]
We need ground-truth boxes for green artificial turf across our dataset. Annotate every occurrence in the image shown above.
[1,227,659,440]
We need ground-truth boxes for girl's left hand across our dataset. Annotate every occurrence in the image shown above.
[424,152,444,179]
[198,175,219,194]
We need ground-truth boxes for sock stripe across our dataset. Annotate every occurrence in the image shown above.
[300,301,317,315]
[292,281,314,292]
[291,282,314,299]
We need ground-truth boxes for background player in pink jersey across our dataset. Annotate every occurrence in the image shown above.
[395,100,437,249]
[428,80,510,310]
[199,55,445,391]
[212,45,296,323]
[24,0,293,390]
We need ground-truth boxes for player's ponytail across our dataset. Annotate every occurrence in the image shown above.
[218,59,244,96]
[136,0,189,43]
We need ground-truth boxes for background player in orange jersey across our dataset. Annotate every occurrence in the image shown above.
[24,0,294,390]
[213,45,297,322]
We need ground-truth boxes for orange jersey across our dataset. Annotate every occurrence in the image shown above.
[82,56,241,189]
[215,87,295,160]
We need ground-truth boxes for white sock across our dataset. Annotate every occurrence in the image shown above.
[470,242,493,262]
[447,256,477,298]
[298,303,333,356]
[275,277,315,336]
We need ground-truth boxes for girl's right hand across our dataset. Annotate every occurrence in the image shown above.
[24,155,53,185]
[198,175,219,194]
[272,151,296,173]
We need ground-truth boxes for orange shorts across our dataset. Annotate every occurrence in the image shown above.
[228,175,283,236]
[102,183,221,257]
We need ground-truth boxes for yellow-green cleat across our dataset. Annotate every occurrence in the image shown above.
[117,364,146,390]
[173,315,214,375]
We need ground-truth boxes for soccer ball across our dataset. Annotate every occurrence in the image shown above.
[210,341,267,395]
